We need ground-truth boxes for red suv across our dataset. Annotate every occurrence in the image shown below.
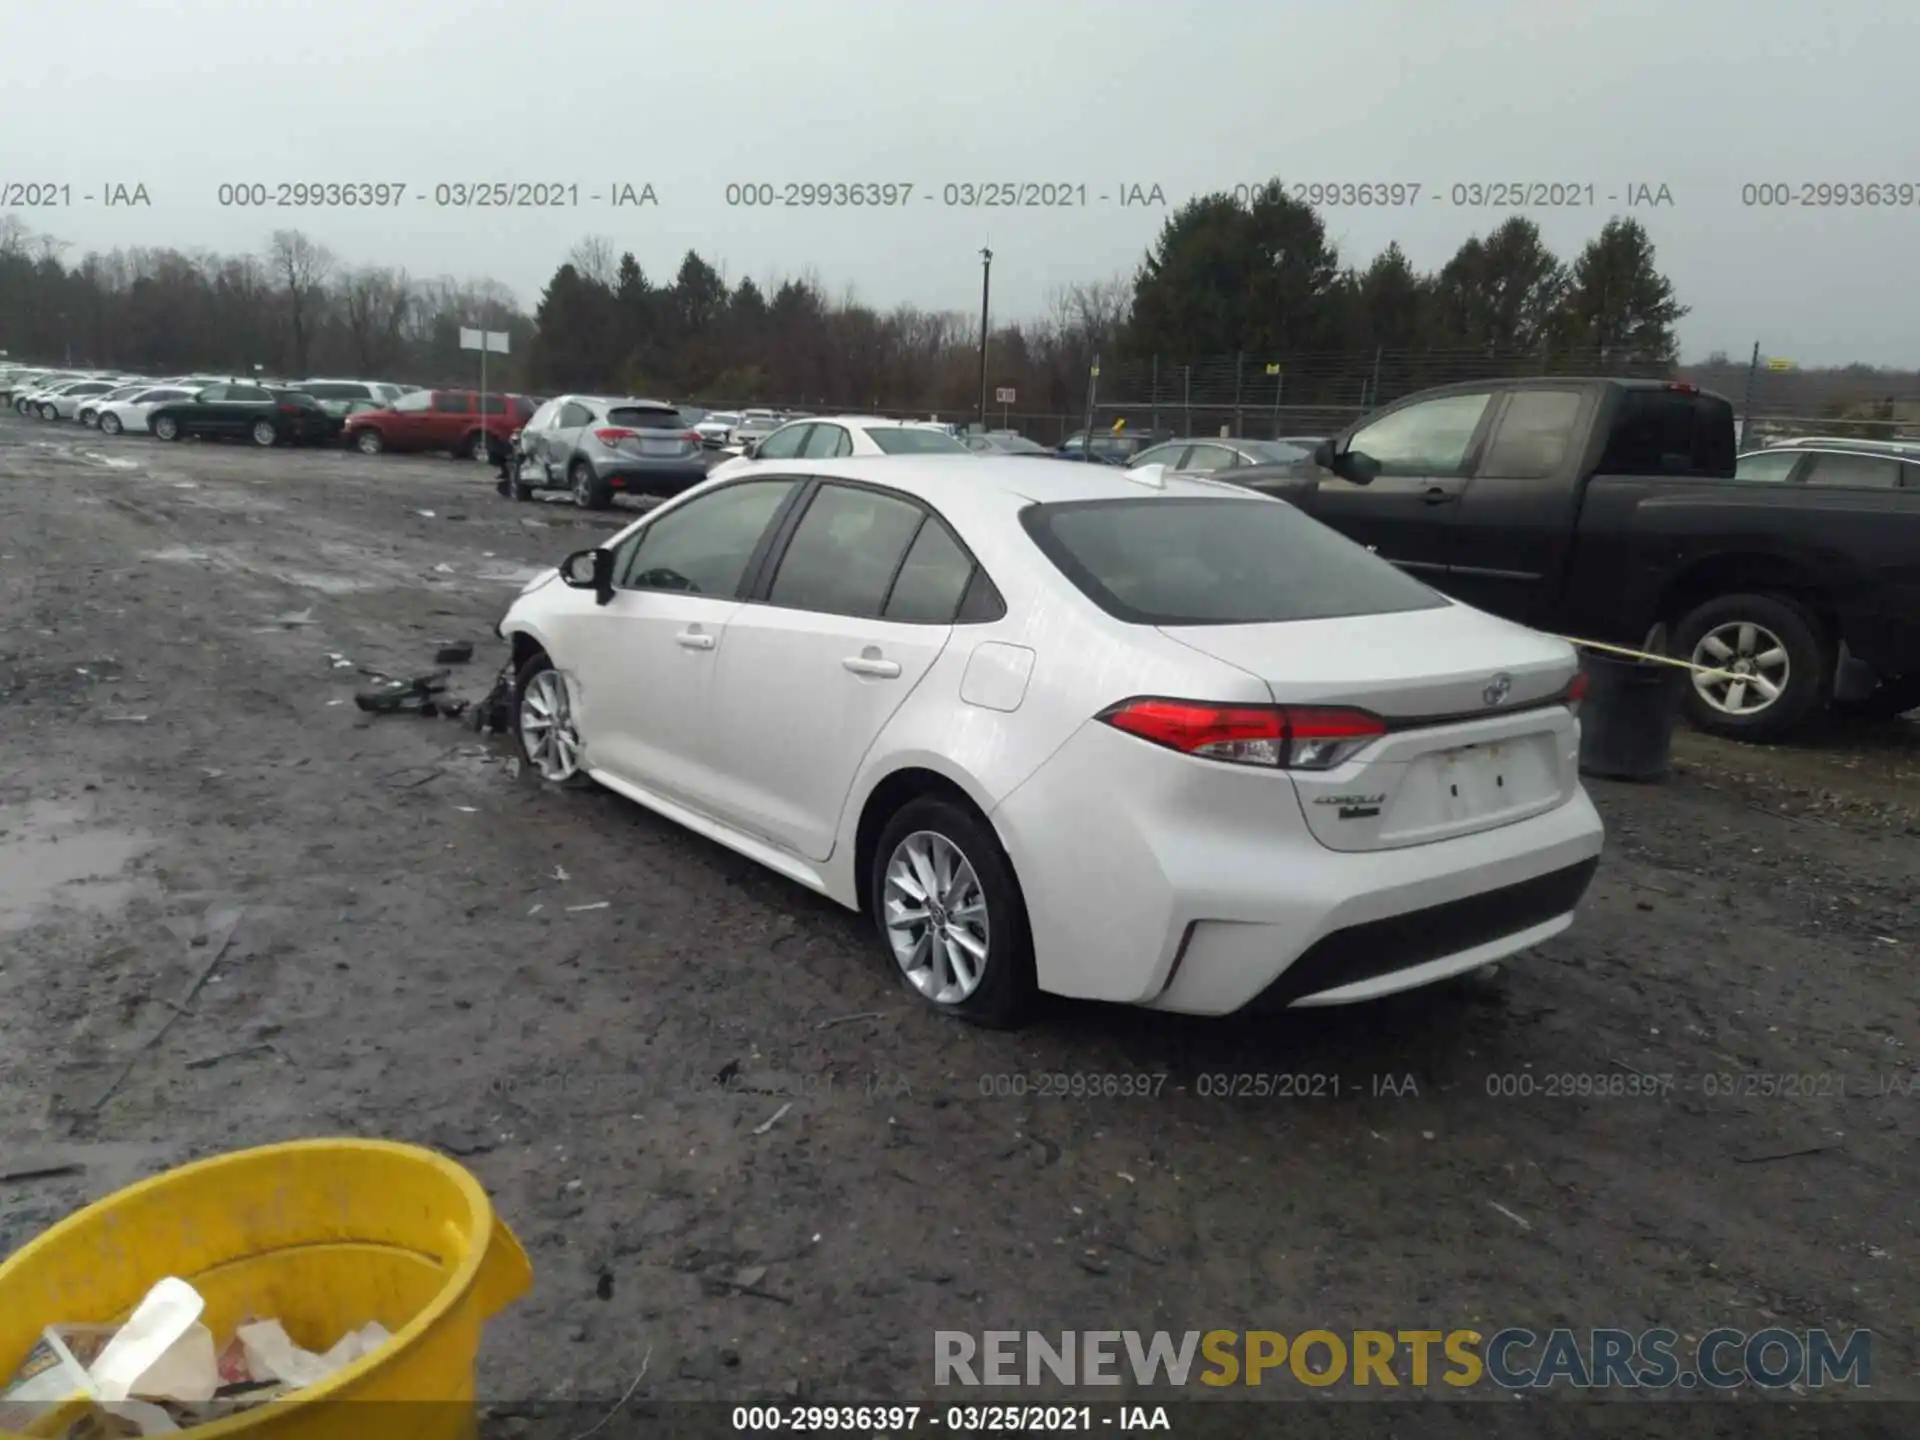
[344,389,537,460]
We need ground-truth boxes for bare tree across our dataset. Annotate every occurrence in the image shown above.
[267,229,335,376]
[567,235,617,289]
[340,266,412,373]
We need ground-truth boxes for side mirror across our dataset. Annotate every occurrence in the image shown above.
[741,440,759,459]
[560,547,614,605]
[1314,438,1380,484]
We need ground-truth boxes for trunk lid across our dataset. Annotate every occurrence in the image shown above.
[1161,603,1583,852]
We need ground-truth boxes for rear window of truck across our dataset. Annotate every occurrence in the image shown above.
[1598,389,1736,478]
[1020,496,1448,626]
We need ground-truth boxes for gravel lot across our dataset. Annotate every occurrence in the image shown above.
[1,417,1914,1419]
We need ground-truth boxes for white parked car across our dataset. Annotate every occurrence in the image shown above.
[95,385,197,436]
[76,383,157,427]
[694,410,741,448]
[31,380,120,419]
[495,456,1605,1027]
[708,414,971,481]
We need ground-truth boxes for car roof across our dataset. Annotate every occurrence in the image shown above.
[728,454,1258,514]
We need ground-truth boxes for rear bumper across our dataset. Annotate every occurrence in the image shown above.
[595,461,710,495]
[991,721,1606,1015]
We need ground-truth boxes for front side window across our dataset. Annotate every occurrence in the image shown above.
[393,391,433,413]
[1130,443,1186,469]
[1345,391,1494,477]
[755,423,811,460]
[1022,496,1447,626]
[766,484,927,617]
[196,386,229,403]
[1182,444,1237,472]
[1733,450,1801,483]
[618,479,796,596]
[557,401,596,428]
[228,387,272,403]
[432,391,472,414]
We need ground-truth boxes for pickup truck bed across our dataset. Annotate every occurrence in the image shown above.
[1230,377,1920,738]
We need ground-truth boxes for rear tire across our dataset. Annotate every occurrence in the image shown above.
[465,431,490,462]
[870,796,1036,1029]
[1673,591,1833,741]
[570,460,611,510]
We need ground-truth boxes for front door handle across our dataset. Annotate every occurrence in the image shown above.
[843,656,901,678]
[1421,485,1457,505]
[675,629,716,650]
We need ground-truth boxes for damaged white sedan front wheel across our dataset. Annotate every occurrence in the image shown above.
[514,654,592,789]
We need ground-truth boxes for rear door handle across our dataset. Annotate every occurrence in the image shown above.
[1421,486,1457,505]
[675,629,716,650]
[843,656,901,678]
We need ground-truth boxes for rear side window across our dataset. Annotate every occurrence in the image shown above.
[432,392,472,414]
[1800,452,1901,488]
[481,394,507,414]
[1598,389,1736,477]
[1479,390,1583,479]
[1734,450,1800,483]
[883,516,976,623]
[606,406,683,429]
[1021,497,1447,626]
[866,427,969,455]
[767,484,927,617]
[303,383,367,400]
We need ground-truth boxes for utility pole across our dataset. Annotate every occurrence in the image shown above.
[977,246,992,433]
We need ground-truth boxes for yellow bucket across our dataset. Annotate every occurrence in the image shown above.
[0,1139,532,1439]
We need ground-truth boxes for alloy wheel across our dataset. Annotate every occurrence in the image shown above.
[519,668,582,782]
[1691,620,1790,716]
[882,830,991,1004]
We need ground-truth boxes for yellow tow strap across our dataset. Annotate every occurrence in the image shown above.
[1551,634,1741,684]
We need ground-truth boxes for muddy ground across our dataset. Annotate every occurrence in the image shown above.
[0,415,1914,1422]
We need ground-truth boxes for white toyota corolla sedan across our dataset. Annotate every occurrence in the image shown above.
[707,414,972,480]
[496,456,1605,1026]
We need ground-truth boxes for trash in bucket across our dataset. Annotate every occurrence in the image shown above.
[0,1275,391,1433]
[0,1139,532,1440]
[1577,650,1686,782]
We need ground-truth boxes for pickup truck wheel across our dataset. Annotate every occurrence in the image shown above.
[1674,592,1832,740]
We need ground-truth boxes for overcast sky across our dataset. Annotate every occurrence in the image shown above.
[7,0,1917,366]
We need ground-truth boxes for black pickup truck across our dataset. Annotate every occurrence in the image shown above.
[1225,377,1920,739]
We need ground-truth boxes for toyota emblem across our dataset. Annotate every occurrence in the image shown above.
[1482,672,1513,707]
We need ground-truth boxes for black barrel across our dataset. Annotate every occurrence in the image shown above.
[1577,651,1685,782]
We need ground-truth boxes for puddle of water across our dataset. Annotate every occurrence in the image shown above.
[146,545,210,563]
[80,452,141,471]
[281,569,379,595]
[0,801,153,934]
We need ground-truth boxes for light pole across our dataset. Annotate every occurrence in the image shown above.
[976,246,992,433]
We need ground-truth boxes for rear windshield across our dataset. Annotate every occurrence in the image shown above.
[1598,388,1736,478]
[608,406,684,429]
[868,427,969,455]
[1021,496,1448,626]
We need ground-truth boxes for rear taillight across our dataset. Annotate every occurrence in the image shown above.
[1097,698,1385,770]
[1562,668,1590,715]
[682,429,701,444]
[594,427,636,444]
[278,404,303,414]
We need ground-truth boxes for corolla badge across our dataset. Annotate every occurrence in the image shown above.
[1482,672,1513,707]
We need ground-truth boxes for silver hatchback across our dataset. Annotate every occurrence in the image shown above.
[508,395,710,509]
